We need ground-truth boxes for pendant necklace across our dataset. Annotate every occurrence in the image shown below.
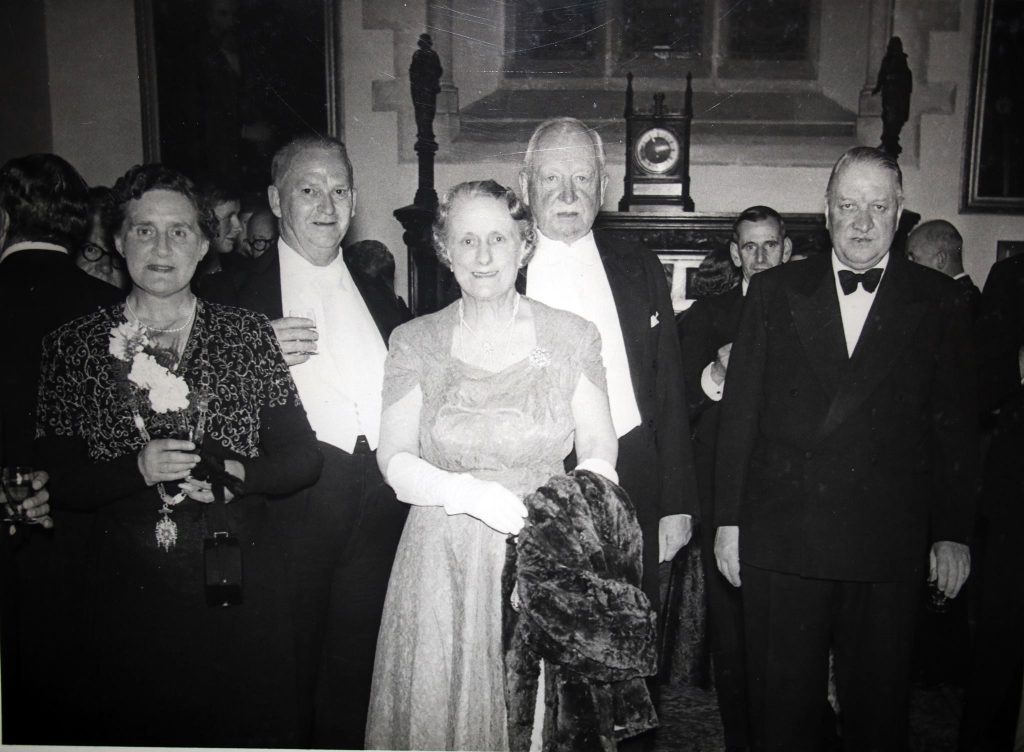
[127,341,211,552]
[459,294,520,357]
[131,410,185,552]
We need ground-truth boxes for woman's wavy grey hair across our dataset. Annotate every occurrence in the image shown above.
[432,180,538,270]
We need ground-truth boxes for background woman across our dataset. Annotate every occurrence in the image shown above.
[365,180,618,751]
[35,164,320,747]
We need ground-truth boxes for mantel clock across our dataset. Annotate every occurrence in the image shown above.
[619,73,695,213]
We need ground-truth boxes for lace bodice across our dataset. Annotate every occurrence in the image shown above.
[382,299,607,496]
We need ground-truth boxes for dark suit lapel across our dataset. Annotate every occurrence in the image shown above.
[718,286,744,341]
[595,237,649,399]
[819,254,926,439]
[787,255,848,398]
[244,242,409,345]
[240,246,284,320]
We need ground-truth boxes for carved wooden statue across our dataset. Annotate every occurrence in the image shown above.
[872,36,913,158]
[410,33,443,148]
[396,32,446,315]
[409,33,442,209]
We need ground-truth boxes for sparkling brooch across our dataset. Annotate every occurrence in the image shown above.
[528,347,551,368]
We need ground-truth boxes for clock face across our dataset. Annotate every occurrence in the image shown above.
[634,127,681,175]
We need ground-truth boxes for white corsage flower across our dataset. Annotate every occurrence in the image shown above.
[128,353,164,388]
[129,353,190,413]
[108,320,149,361]
[149,371,191,413]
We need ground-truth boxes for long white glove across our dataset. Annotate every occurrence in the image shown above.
[575,457,619,485]
[385,452,527,535]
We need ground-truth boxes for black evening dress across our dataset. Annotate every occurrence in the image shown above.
[35,300,321,747]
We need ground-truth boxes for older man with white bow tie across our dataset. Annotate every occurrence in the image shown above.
[518,117,699,613]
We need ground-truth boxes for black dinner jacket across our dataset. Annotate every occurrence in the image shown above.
[198,243,409,345]
[1,248,124,462]
[678,286,744,428]
[974,254,1024,525]
[677,286,744,518]
[956,273,982,322]
[519,229,699,523]
[977,254,1024,416]
[715,251,978,582]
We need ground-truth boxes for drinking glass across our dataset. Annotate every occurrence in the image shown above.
[926,578,950,614]
[288,308,317,326]
[2,466,34,523]
[288,308,318,355]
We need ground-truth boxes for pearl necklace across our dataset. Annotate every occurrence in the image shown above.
[459,294,520,356]
[126,296,198,334]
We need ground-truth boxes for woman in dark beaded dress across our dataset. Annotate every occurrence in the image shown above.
[34,165,321,747]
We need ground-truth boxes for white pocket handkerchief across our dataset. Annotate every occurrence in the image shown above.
[650,312,660,328]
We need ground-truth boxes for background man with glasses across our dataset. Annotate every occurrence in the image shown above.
[239,207,277,259]
[74,185,128,291]
[78,239,125,277]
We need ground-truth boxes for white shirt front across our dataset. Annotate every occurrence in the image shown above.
[527,230,642,439]
[832,250,890,357]
[278,239,388,452]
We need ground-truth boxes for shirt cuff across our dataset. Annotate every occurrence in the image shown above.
[701,362,724,401]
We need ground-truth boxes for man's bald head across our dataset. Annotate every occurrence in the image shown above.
[906,219,964,277]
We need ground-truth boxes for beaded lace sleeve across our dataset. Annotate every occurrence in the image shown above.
[381,319,427,409]
[573,319,608,393]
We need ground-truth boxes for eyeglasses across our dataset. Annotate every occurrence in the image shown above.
[246,237,274,253]
[80,242,125,269]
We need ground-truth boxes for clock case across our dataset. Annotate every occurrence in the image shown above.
[619,73,696,213]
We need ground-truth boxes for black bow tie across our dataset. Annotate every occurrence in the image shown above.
[838,267,884,295]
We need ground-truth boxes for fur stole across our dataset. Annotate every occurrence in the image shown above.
[503,470,658,751]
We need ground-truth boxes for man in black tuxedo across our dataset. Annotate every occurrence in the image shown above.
[714,147,978,751]
[906,219,981,320]
[0,153,123,742]
[201,135,409,748]
[959,252,1024,749]
[517,117,699,613]
[678,206,792,751]
[905,219,979,689]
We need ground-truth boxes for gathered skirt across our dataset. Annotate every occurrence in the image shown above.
[366,506,512,751]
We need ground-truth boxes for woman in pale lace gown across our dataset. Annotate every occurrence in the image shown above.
[365,181,619,751]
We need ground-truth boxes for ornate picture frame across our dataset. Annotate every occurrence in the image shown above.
[962,0,1024,213]
[658,250,708,314]
[134,0,342,193]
